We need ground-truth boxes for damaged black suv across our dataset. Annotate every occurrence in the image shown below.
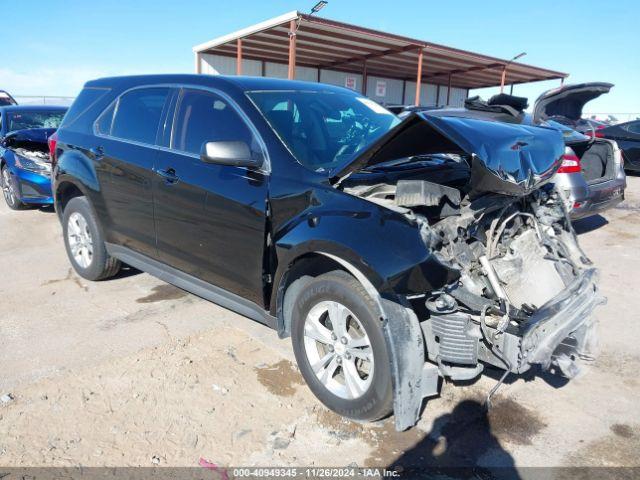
[53,75,603,430]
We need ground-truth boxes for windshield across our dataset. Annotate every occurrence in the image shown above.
[247,90,400,173]
[6,110,66,132]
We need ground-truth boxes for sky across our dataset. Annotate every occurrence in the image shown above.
[2,0,638,116]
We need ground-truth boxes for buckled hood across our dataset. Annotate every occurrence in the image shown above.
[2,128,57,151]
[532,82,613,123]
[331,113,565,197]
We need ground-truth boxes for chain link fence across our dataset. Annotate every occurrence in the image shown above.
[583,112,640,124]
[13,95,76,106]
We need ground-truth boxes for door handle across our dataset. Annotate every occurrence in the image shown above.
[156,167,179,185]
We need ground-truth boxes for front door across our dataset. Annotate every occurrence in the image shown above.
[153,88,269,306]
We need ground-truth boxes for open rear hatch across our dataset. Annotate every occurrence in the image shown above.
[532,82,613,126]
[533,83,617,184]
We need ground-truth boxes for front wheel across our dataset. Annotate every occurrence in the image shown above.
[62,196,121,281]
[291,270,393,422]
[2,165,27,210]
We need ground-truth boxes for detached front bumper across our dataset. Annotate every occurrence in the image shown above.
[389,269,603,431]
[479,268,604,377]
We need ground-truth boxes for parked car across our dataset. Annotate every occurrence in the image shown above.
[53,75,602,430]
[395,84,626,219]
[0,90,17,106]
[532,83,626,218]
[576,118,609,136]
[591,119,640,172]
[0,105,67,209]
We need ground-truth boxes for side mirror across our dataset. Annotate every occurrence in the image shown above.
[200,141,259,168]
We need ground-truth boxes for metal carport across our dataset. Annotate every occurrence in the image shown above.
[193,11,568,107]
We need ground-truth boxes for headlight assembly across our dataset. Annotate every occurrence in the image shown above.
[14,152,52,174]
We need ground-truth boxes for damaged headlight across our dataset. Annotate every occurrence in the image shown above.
[14,153,51,175]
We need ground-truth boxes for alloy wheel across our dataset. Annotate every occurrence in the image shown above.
[303,300,374,399]
[2,168,16,207]
[67,212,94,269]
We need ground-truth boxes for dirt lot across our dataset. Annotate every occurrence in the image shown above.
[1,177,640,472]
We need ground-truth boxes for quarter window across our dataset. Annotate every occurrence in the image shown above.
[95,102,115,135]
[172,89,263,164]
[110,87,170,144]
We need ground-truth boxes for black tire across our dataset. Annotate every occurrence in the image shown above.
[1,165,27,210]
[62,196,121,281]
[291,270,393,422]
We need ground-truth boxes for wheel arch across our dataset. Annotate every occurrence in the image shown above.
[1,150,16,170]
[275,249,429,432]
[54,178,89,220]
[273,250,384,340]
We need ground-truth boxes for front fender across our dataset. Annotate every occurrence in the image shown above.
[272,189,458,300]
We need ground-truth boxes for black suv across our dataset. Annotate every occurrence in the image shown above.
[53,75,602,430]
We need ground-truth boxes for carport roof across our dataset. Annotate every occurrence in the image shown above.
[193,11,568,89]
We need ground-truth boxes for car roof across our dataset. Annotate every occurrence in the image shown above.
[84,74,356,95]
[0,105,68,113]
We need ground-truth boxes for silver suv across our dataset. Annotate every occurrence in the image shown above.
[533,83,626,219]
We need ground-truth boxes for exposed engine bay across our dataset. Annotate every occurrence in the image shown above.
[13,148,51,163]
[2,128,54,175]
[11,148,52,175]
[343,152,603,386]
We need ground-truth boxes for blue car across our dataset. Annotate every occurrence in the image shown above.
[0,105,67,209]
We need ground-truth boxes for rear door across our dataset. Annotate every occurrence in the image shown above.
[93,86,172,257]
[153,87,269,305]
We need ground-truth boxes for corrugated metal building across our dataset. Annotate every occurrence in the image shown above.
[193,11,566,108]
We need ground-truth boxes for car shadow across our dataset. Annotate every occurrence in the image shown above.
[573,214,608,235]
[388,399,520,479]
[35,205,55,213]
[480,365,570,389]
[109,264,142,280]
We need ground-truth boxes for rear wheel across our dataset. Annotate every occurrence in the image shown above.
[291,270,393,421]
[62,196,121,280]
[2,165,27,210]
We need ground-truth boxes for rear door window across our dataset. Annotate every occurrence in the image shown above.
[171,89,263,164]
[110,87,170,145]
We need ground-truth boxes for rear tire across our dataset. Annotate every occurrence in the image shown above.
[62,196,121,281]
[2,165,27,210]
[291,270,393,422]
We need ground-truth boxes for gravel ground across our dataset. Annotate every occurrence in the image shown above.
[1,177,639,473]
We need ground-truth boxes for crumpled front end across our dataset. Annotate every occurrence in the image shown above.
[416,186,604,381]
[339,114,604,429]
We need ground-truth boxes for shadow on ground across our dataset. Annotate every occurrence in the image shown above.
[36,205,55,213]
[389,399,521,479]
[481,365,570,390]
[111,264,142,280]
